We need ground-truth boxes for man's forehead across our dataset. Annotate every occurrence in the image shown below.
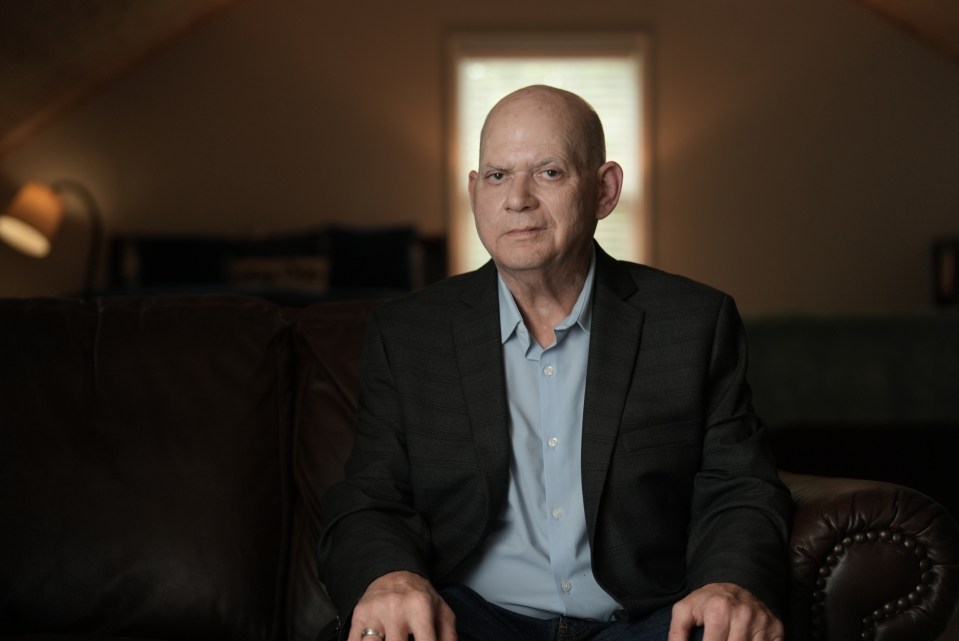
[482,118,576,157]
[478,89,590,167]
[479,140,577,167]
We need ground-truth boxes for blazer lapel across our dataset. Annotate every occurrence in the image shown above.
[582,246,644,540]
[451,262,512,514]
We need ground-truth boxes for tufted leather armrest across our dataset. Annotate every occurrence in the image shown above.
[781,471,959,641]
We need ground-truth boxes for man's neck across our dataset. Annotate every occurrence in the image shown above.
[498,253,591,348]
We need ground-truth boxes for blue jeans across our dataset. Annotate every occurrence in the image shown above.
[439,584,705,641]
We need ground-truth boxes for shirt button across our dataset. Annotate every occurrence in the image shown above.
[552,507,564,520]
[561,580,573,593]
[548,437,559,448]
[543,364,555,376]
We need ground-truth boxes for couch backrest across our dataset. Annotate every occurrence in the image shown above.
[285,299,379,641]
[744,314,959,425]
[1,296,294,640]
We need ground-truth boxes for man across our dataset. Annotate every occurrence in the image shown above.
[318,85,792,641]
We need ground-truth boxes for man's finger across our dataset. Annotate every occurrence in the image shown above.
[667,604,695,641]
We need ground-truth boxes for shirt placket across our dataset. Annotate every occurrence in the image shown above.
[540,335,578,609]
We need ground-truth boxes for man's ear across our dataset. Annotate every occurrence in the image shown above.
[596,160,623,220]
[595,161,624,221]
[468,170,479,214]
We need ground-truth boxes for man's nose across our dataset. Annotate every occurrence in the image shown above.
[506,173,537,212]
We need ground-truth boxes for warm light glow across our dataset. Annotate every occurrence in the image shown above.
[0,181,64,258]
[0,215,52,257]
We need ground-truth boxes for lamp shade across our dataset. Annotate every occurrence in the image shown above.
[0,181,65,258]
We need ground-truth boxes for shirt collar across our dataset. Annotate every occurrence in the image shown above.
[498,250,596,344]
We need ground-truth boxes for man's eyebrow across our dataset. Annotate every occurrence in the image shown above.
[480,158,568,172]
[534,157,565,167]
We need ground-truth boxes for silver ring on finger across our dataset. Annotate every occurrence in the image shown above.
[360,628,385,640]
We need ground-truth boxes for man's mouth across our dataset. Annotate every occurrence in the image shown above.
[506,226,543,236]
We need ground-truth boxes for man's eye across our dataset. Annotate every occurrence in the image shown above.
[488,172,505,182]
[542,169,562,179]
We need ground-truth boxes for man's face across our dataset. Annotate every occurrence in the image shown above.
[468,96,599,278]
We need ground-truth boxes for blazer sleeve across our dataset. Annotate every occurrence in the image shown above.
[317,309,433,619]
[685,294,793,614]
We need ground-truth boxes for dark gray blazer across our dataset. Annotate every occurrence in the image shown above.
[318,244,792,623]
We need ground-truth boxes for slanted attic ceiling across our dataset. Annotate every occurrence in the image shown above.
[855,0,959,63]
[0,0,239,156]
[0,0,957,158]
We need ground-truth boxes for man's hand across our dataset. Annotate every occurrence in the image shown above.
[349,570,457,641]
[668,582,783,641]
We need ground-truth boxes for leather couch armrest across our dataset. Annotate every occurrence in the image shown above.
[780,471,959,641]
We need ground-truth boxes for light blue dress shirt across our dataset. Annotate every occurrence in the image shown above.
[451,253,621,621]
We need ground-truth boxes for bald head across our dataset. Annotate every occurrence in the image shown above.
[479,85,606,172]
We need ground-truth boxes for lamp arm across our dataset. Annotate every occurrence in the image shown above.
[52,179,104,298]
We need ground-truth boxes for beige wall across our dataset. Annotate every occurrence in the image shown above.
[2,0,958,314]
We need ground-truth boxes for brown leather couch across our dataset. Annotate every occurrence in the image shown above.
[2,295,957,641]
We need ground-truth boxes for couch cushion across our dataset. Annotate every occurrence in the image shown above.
[0,296,292,641]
